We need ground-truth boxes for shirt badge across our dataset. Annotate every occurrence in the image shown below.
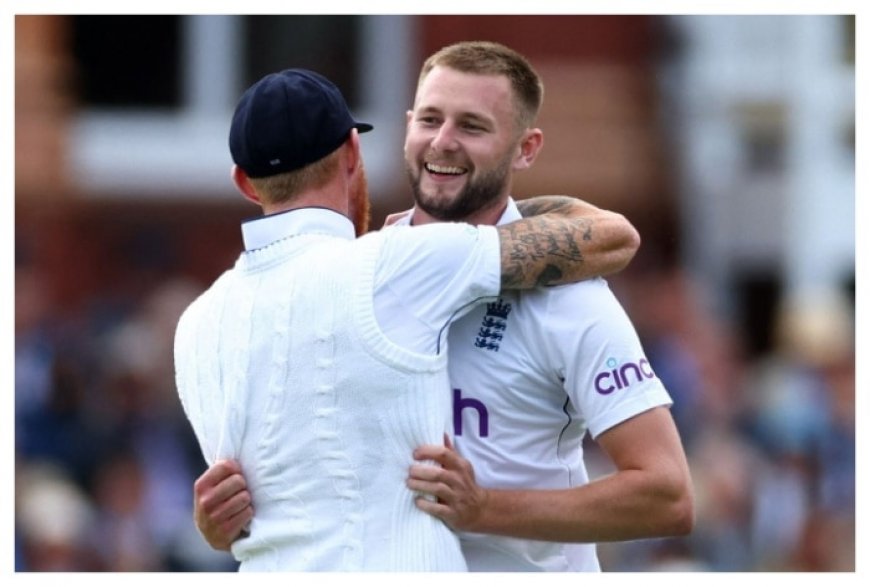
[474,298,511,352]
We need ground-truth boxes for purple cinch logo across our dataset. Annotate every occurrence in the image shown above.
[594,357,655,395]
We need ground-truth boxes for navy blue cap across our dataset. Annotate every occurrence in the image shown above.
[229,68,373,178]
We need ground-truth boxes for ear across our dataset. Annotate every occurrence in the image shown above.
[339,128,362,177]
[231,165,261,205]
[405,109,413,129]
[512,128,544,171]
[345,129,362,174]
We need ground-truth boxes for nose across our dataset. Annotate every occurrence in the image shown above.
[430,122,458,153]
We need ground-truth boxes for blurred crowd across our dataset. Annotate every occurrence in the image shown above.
[601,267,856,572]
[14,231,855,572]
[15,260,236,571]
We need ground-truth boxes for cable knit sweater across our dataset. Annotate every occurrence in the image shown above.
[175,226,471,571]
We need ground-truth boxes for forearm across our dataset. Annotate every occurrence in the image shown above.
[515,195,640,278]
[409,408,693,544]
[470,469,693,543]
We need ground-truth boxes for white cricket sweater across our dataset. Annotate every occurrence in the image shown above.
[175,209,501,571]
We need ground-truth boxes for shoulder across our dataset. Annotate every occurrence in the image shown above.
[175,272,232,331]
[174,291,207,340]
[541,277,621,311]
[379,222,496,244]
[375,223,499,265]
[371,224,501,307]
[527,277,637,338]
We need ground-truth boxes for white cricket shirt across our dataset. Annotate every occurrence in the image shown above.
[397,199,673,571]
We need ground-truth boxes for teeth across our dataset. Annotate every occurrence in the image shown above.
[425,163,465,175]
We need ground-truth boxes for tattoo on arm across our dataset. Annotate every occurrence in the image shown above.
[498,215,590,289]
[502,195,638,286]
[516,196,594,241]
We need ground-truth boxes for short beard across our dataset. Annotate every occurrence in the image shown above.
[406,156,512,222]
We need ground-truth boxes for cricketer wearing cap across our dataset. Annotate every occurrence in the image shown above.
[173,68,641,571]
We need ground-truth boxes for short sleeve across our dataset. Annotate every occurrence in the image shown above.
[542,280,673,439]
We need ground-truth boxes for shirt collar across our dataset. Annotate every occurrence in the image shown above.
[241,207,355,251]
[495,197,522,225]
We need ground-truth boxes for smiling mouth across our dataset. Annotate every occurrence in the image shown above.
[424,162,467,176]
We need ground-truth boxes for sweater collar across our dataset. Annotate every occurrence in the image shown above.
[241,207,355,251]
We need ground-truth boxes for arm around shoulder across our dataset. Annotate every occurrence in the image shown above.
[499,196,640,290]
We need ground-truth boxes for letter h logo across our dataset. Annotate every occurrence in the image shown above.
[453,388,489,437]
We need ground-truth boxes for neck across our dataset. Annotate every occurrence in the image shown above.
[260,181,348,218]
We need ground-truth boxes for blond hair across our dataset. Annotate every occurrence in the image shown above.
[418,41,544,129]
[249,149,341,206]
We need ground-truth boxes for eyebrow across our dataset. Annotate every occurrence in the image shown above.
[415,106,495,128]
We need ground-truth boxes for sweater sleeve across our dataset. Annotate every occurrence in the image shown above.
[369,223,501,353]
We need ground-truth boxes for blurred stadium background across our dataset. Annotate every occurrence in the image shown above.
[14,15,855,571]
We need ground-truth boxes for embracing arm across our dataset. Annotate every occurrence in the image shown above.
[499,196,640,289]
[408,407,694,542]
